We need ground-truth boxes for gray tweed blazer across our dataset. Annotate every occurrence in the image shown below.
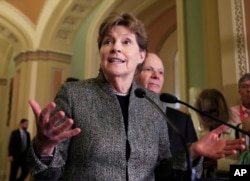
[27,72,187,181]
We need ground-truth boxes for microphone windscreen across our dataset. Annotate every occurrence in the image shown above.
[160,93,178,103]
[134,88,146,98]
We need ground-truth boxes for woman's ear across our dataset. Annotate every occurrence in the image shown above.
[138,50,146,64]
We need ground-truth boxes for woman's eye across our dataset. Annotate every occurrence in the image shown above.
[123,39,132,45]
[103,38,113,45]
[104,41,112,45]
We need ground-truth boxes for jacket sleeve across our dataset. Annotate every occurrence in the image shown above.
[27,136,71,180]
[155,147,204,181]
[27,84,72,180]
[8,131,15,156]
[155,113,203,180]
[185,116,198,143]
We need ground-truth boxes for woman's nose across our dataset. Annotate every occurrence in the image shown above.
[110,42,121,53]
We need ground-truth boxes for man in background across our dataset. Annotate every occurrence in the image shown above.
[134,53,200,180]
[135,52,198,155]
[8,118,31,181]
[231,73,250,148]
[231,73,250,123]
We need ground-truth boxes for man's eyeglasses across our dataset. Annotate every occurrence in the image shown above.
[240,84,250,89]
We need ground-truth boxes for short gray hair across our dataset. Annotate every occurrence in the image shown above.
[238,73,250,87]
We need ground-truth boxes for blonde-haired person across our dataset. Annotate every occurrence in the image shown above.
[195,88,242,178]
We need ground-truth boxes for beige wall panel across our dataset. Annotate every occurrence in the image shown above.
[218,0,241,106]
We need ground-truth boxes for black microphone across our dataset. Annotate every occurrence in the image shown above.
[135,88,181,134]
[134,88,146,98]
[135,88,194,181]
[160,93,250,136]
[160,93,178,103]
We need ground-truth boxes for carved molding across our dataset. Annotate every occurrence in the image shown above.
[232,0,248,77]
[0,0,100,51]
[55,0,100,42]
[0,23,20,47]
[14,50,72,65]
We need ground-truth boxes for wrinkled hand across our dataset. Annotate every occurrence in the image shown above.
[190,125,245,159]
[29,99,81,155]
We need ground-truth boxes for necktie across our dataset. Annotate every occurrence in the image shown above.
[21,129,27,152]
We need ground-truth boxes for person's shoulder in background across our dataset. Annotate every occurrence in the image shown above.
[65,77,79,82]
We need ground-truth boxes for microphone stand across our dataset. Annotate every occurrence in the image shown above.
[176,99,250,137]
[135,89,194,181]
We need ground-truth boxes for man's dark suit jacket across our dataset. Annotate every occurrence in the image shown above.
[155,107,199,181]
[166,107,198,156]
[8,129,31,159]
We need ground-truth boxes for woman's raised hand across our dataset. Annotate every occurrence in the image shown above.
[190,124,246,159]
[29,99,81,155]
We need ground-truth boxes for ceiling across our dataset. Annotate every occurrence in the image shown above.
[0,0,176,79]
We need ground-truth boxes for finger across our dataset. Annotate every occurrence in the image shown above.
[59,128,82,141]
[53,119,81,137]
[216,139,246,157]
[206,152,225,159]
[52,119,76,136]
[54,119,81,137]
[65,128,81,138]
[224,138,245,147]
[224,139,246,151]
[52,120,81,141]
[217,150,237,157]
[46,111,66,128]
[29,99,42,119]
[39,102,56,125]
[226,138,245,145]
[210,124,229,135]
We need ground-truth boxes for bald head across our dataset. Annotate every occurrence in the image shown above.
[135,53,164,94]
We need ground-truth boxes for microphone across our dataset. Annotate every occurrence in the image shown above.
[160,93,178,103]
[134,88,146,98]
[135,88,194,181]
[135,88,181,134]
[160,93,250,136]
